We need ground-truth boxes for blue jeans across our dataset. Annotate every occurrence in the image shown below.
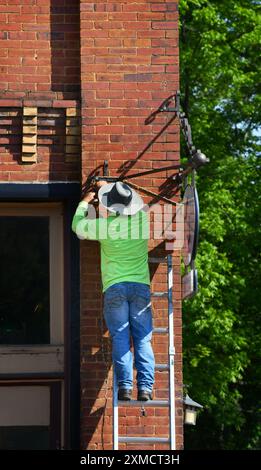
[103,282,155,392]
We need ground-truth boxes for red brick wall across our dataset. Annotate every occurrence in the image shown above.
[0,0,81,182]
[80,0,182,450]
[0,0,80,94]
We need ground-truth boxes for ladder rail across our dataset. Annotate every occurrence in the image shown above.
[167,254,176,450]
[113,368,119,450]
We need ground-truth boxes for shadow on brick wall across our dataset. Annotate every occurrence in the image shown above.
[87,99,180,206]
[80,241,113,449]
[50,0,80,93]
[0,107,22,162]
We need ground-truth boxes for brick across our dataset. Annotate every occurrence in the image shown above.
[137,30,165,38]
[0,99,21,107]
[151,4,168,12]
[122,4,150,12]
[8,14,36,24]
[22,125,36,134]
[124,73,152,83]
[65,135,80,145]
[80,4,95,12]
[94,38,122,47]
[23,107,37,116]
[152,21,178,30]
[65,107,79,117]
[22,144,36,153]
[23,135,37,144]
[65,145,79,154]
[21,153,37,163]
[66,126,80,136]
[138,12,166,21]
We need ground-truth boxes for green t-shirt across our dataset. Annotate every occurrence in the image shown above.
[72,201,150,292]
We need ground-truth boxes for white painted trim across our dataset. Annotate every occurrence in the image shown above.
[0,386,50,426]
[0,203,64,356]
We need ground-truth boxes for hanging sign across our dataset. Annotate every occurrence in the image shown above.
[182,268,198,299]
[182,184,199,267]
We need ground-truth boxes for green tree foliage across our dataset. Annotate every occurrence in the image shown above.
[179,0,261,449]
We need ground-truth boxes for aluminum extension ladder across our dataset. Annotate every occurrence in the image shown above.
[112,254,176,449]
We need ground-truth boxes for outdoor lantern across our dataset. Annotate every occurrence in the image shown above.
[183,394,203,426]
[190,150,209,169]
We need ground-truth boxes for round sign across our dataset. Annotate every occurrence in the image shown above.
[182,184,199,266]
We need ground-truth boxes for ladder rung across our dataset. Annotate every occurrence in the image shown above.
[155,363,169,371]
[119,436,169,444]
[151,292,168,298]
[153,327,168,334]
[118,399,169,407]
[149,257,168,264]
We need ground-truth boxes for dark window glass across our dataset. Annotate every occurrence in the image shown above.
[0,426,50,450]
[0,216,50,344]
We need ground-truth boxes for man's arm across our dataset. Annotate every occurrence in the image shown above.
[71,182,108,240]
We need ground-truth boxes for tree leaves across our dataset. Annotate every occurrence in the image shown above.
[180,0,261,449]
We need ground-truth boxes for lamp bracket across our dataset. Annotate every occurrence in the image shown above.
[89,91,209,203]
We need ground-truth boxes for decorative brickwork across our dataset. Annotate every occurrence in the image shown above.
[22,107,37,162]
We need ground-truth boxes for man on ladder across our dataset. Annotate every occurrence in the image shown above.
[72,180,155,402]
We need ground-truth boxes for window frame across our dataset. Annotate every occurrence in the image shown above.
[0,202,64,346]
[0,183,80,449]
[0,379,62,450]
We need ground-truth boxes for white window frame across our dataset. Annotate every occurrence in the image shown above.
[0,203,64,374]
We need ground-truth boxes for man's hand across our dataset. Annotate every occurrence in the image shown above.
[96,180,108,189]
[82,191,96,203]
[81,180,108,204]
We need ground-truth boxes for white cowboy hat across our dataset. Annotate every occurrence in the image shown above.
[98,181,144,215]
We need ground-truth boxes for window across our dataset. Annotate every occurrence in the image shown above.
[0,382,61,450]
[0,203,64,449]
[0,203,64,348]
[0,216,50,344]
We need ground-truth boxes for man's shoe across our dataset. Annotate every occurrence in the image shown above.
[137,390,153,401]
[118,388,132,401]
